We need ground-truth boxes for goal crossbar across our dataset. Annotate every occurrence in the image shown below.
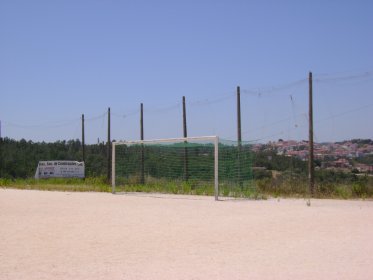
[112,136,219,200]
[114,136,218,145]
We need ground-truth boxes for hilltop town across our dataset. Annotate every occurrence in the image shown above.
[252,139,373,173]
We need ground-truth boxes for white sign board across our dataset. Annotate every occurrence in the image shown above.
[35,161,85,179]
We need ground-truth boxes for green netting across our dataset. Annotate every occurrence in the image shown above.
[114,138,255,198]
[218,139,255,197]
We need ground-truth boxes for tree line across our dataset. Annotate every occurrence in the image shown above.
[0,137,365,184]
[0,138,107,178]
[0,137,312,180]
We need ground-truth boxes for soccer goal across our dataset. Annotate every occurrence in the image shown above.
[112,136,254,200]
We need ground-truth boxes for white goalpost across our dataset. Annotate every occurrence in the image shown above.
[112,136,220,200]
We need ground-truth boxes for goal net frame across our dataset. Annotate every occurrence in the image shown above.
[112,136,219,200]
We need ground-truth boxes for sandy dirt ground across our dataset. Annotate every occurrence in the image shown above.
[1,189,373,280]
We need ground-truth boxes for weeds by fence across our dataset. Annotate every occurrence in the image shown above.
[1,173,372,199]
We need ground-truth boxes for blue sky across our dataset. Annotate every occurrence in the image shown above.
[1,0,372,143]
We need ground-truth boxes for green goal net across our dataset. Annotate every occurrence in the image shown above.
[112,136,255,199]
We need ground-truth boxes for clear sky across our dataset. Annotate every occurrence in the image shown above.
[1,0,372,143]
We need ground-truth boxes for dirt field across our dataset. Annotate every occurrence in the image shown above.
[1,189,373,280]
